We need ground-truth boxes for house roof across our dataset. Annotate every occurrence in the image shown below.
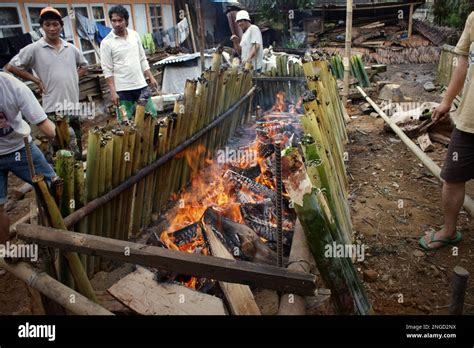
[239,0,425,13]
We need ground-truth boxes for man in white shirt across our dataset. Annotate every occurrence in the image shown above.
[100,5,158,107]
[0,72,56,245]
[6,7,88,160]
[231,10,263,72]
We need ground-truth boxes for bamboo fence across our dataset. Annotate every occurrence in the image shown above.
[54,51,254,275]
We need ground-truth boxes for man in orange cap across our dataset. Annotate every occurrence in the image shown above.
[6,7,88,160]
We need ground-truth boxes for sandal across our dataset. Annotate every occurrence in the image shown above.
[419,230,462,251]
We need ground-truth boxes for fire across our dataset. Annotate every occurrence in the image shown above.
[272,91,287,112]
[159,100,302,290]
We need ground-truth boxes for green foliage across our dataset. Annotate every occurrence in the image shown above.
[433,0,474,28]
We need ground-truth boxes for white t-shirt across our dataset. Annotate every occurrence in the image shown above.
[240,24,263,71]
[0,72,47,155]
[100,29,150,92]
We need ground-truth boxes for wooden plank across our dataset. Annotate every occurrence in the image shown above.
[15,224,317,296]
[108,267,226,315]
[429,132,450,146]
[417,133,434,152]
[204,223,261,315]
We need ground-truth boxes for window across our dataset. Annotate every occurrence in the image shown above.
[73,5,97,65]
[149,4,163,32]
[91,5,106,26]
[25,3,47,32]
[0,5,24,38]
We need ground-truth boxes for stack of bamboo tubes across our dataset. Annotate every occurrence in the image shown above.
[301,58,351,244]
[330,54,371,87]
[258,55,305,111]
[262,55,304,78]
[281,57,372,314]
[58,51,254,276]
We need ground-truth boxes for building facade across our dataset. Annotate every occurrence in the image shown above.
[0,0,176,64]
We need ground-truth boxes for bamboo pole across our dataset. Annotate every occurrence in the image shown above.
[55,150,75,287]
[343,0,353,106]
[0,259,111,315]
[356,86,474,216]
[85,129,101,277]
[281,149,372,315]
[196,0,205,71]
[33,175,97,302]
[73,161,87,269]
[185,4,197,53]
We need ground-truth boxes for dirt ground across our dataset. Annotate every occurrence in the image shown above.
[347,63,474,314]
[1,63,472,315]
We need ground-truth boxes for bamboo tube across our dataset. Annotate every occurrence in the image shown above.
[85,129,101,278]
[281,149,371,315]
[103,137,114,240]
[55,150,75,287]
[94,135,108,273]
[74,161,87,269]
[110,129,124,239]
[129,105,146,236]
[55,119,70,150]
[119,125,136,241]
[33,175,97,302]
[112,127,128,240]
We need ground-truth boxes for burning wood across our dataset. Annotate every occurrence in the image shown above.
[223,170,276,200]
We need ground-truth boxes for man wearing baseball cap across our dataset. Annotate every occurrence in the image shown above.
[0,72,56,247]
[6,6,88,160]
[231,10,263,72]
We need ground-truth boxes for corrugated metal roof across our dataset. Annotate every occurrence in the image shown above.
[154,53,213,66]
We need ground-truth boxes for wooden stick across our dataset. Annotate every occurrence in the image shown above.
[278,220,315,315]
[0,259,112,315]
[357,86,474,216]
[204,223,261,315]
[449,266,469,315]
[15,223,317,296]
[185,4,197,53]
[342,0,353,106]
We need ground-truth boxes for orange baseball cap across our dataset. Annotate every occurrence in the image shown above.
[40,7,61,18]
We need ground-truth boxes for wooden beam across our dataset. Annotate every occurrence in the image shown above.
[204,223,261,315]
[15,224,317,296]
[108,267,227,315]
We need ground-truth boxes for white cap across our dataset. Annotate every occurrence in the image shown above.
[236,10,250,22]
[11,119,31,137]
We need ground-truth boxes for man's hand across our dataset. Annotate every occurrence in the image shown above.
[149,76,159,93]
[432,102,451,123]
[111,91,120,106]
[231,35,240,43]
[34,78,45,94]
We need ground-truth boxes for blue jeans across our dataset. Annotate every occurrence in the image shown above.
[0,143,56,205]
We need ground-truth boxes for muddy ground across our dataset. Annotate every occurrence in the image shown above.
[1,63,472,315]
